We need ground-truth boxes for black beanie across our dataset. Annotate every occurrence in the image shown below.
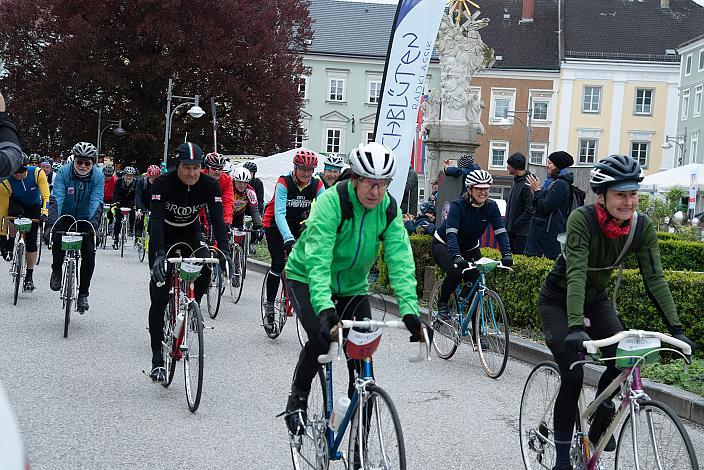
[457,154,474,168]
[506,152,526,170]
[548,151,574,170]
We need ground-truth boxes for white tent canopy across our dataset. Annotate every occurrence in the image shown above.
[640,163,704,192]
[233,148,346,203]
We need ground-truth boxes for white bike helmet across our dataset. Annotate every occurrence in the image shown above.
[232,166,252,183]
[464,169,493,189]
[324,153,344,169]
[347,142,396,179]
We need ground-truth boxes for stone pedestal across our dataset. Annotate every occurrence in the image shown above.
[424,121,480,196]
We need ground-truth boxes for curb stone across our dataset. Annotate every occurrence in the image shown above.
[247,258,704,426]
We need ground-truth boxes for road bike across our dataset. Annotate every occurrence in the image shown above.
[519,330,698,470]
[117,207,132,258]
[228,226,251,304]
[159,248,219,412]
[286,319,430,470]
[98,206,111,250]
[260,257,306,346]
[2,217,39,305]
[426,257,511,378]
[134,210,149,263]
[52,216,95,338]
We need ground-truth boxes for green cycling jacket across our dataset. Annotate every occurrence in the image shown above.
[285,180,418,317]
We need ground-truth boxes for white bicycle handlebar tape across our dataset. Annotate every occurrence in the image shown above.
[583,329,692,356]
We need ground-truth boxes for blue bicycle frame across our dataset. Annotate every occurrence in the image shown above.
[323,358,373,460]
[453,270,493,337]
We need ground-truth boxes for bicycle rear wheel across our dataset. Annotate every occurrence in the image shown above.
[207,263,223,319]
[230,244,245,303]
[12,243,24,306]
[475,288,509,378]
[260,270,284,339]
[296,316,307,348]
[136,236,146,262]
[424,279,460,360]
[290,366,328,470]
[348,384,406,470]
[519,361,560,470]
[184,302,204,412]
[63,260,74,338]
[615,399,699,470]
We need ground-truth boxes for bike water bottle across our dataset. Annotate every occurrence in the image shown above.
[331,396,351,432]
[173,309,186,339]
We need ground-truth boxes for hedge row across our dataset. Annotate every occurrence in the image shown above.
[377,236,704,352]
[622,239,704,272]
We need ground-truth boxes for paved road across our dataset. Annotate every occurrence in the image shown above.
[1,243,702,469]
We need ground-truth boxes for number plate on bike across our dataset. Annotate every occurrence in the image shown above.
[345,328,383,360]
[13,218,32,233]
[61,235,83,251]
[616,336,661,368]
[179,262,203,281]
[233,230,247,237]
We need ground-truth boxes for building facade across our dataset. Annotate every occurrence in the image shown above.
[677,34,704,166]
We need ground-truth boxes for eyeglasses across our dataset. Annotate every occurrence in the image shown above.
[472,187,490,193]
[358,177,391,190]
[296,166,315,174]
[74,159,93,167]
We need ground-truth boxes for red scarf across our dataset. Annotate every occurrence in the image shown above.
[595,203,631,239]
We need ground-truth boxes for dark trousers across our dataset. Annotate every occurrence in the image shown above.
[431,240,481,304]
[539,285,623,434]
[508,232,527,255]
[148,235,210,365]
[265,226,286,302]
[8,200,41,252]
[113,207,135,240]
[288,279,370,399]
[51,219,96,295]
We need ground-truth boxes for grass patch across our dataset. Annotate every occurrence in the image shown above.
[641,358,704,397]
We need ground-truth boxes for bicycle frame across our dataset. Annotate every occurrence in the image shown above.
[453,271,501,341]
[168,270,197,362]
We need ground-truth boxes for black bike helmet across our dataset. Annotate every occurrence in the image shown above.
[243,161,257,173]
[589,154,644,194]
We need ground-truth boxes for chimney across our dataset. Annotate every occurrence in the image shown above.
[661,0,670,8]
[522,0,535,22]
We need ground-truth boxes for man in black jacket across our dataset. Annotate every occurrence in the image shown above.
[505,153,534,254]
[0,92,24,179]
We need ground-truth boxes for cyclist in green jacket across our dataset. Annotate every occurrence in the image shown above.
[539,154,695,470]
[282,141,431,435]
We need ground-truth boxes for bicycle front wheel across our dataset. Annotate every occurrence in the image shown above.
[184,302,204,412]
[120,225,126,258]
[230,244,245,303]
[290,366,328,470]
[63,260,74,338]
[348,385,406,470]
[13,243,24,306]
[207,263,223,319]
[425,279,460,360]
[137,236,146,262]
[475,288,509,378]
[260,270,283,339]
[615,399,699,470]
[36,227,42,264]
[519,361,560,470]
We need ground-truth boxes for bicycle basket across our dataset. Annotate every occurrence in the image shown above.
[474,257,499,274]
[345,327,383,360]
[13,218,32,233]
[179,262,203,282]
[615,335,661,369]
[61,235,83,251]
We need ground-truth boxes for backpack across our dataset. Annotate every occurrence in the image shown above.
[570,184,587,213]
[335,181,397,241]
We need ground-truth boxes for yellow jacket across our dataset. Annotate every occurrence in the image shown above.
[0,167,50,235]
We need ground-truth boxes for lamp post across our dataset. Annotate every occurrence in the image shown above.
[498,109,533,158]
[96,110,127,158]
[162,78,205,168]
[661,126,688,166]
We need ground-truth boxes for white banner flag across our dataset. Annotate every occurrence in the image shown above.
[374,0,445,202]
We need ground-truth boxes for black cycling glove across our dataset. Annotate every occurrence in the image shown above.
[668,326,696,355]
[284,239,295,255]
[152,252,167,284]
[564,326,591,353]
[452,255,470,271]
[318,308,340,349]
[402,314,434,344]
[501,253,513,268]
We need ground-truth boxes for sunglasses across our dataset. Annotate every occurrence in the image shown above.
[358,177,391,190]
[74,159,93,167]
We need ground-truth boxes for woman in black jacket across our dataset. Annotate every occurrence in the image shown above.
[524,151,574,259]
